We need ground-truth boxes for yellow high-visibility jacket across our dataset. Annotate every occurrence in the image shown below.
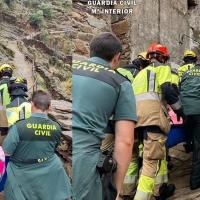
[133,62,181,133]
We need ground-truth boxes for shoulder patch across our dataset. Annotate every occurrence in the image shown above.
[73,59,129,88]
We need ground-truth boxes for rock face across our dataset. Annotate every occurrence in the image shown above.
[125,0,190,64]
[48,100,72,180]
[72,2,112,60]
[48,100,72,131]
[73,0,200,66]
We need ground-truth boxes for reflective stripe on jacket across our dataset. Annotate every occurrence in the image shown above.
[0,84,11,106]
[6,100,31,127]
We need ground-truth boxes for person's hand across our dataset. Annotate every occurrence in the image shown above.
[176,113,186,122]
[175,107,186,123]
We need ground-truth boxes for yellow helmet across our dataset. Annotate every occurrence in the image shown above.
[137,51,149,61]
[183,50,197,58]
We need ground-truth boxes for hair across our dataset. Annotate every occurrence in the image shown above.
[31,90,51,111]
[89,32,122,62]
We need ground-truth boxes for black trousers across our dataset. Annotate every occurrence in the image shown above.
[185,115,200,189]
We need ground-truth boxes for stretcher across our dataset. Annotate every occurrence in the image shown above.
[167,110,189,148]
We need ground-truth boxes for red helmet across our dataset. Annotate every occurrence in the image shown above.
[146,43,170,61]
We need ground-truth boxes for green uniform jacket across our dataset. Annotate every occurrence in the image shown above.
[180,64,200,115]
[73,57,137,200]
[2,113,71,200]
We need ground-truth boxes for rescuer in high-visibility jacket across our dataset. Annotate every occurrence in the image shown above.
[178,50,197,80]
[0,64,13,106]
[116,52,150,83]
[133,43,186,200]
[101,52,149,200]
[0,64,14,144]
[6,77,31,128]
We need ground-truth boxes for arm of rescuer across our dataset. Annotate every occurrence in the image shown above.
[112,81,137,199]
[113,120,135,199]
[158,65,186,121]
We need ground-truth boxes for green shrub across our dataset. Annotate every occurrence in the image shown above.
[29,10,44,26]
[38,3,52,19]
[40,29,50,44]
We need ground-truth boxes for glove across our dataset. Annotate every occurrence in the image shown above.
[174,107,186,123]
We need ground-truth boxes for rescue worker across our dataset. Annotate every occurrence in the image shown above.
[180,64,200,190]
[133,43,186,200]
[73,32,137,200]
[178,50,197,80]
[177,51,195,152]
[6,77,31,127]
[116,52,150,82]
[101,52,149,200]
[0,64,13,143]
[0,63,13,106]
[2,90,71,200]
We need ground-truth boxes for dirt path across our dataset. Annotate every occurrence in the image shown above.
[6,40,34,96]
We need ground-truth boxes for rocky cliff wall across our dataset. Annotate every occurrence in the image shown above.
[73,0,200,66]
[72,2,112,60]
[124,0,193,64]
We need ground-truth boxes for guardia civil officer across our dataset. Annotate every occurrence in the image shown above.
[101,52,149,200]
[178,50,197,152]
[133,43,186,200]
[2,90,71,200]
[73,32,137,200]
[0,64,14,143]
[180,63,200,190]
[6,77,31,127]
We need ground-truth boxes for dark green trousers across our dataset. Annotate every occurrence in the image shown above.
[185,115,200,190]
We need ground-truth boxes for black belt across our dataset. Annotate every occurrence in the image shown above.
[11,155,53,164]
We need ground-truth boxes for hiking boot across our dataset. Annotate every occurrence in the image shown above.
[120,195,133,200]
[155,183,176,200]
[155,197,166,200]
[190,181,200,190]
